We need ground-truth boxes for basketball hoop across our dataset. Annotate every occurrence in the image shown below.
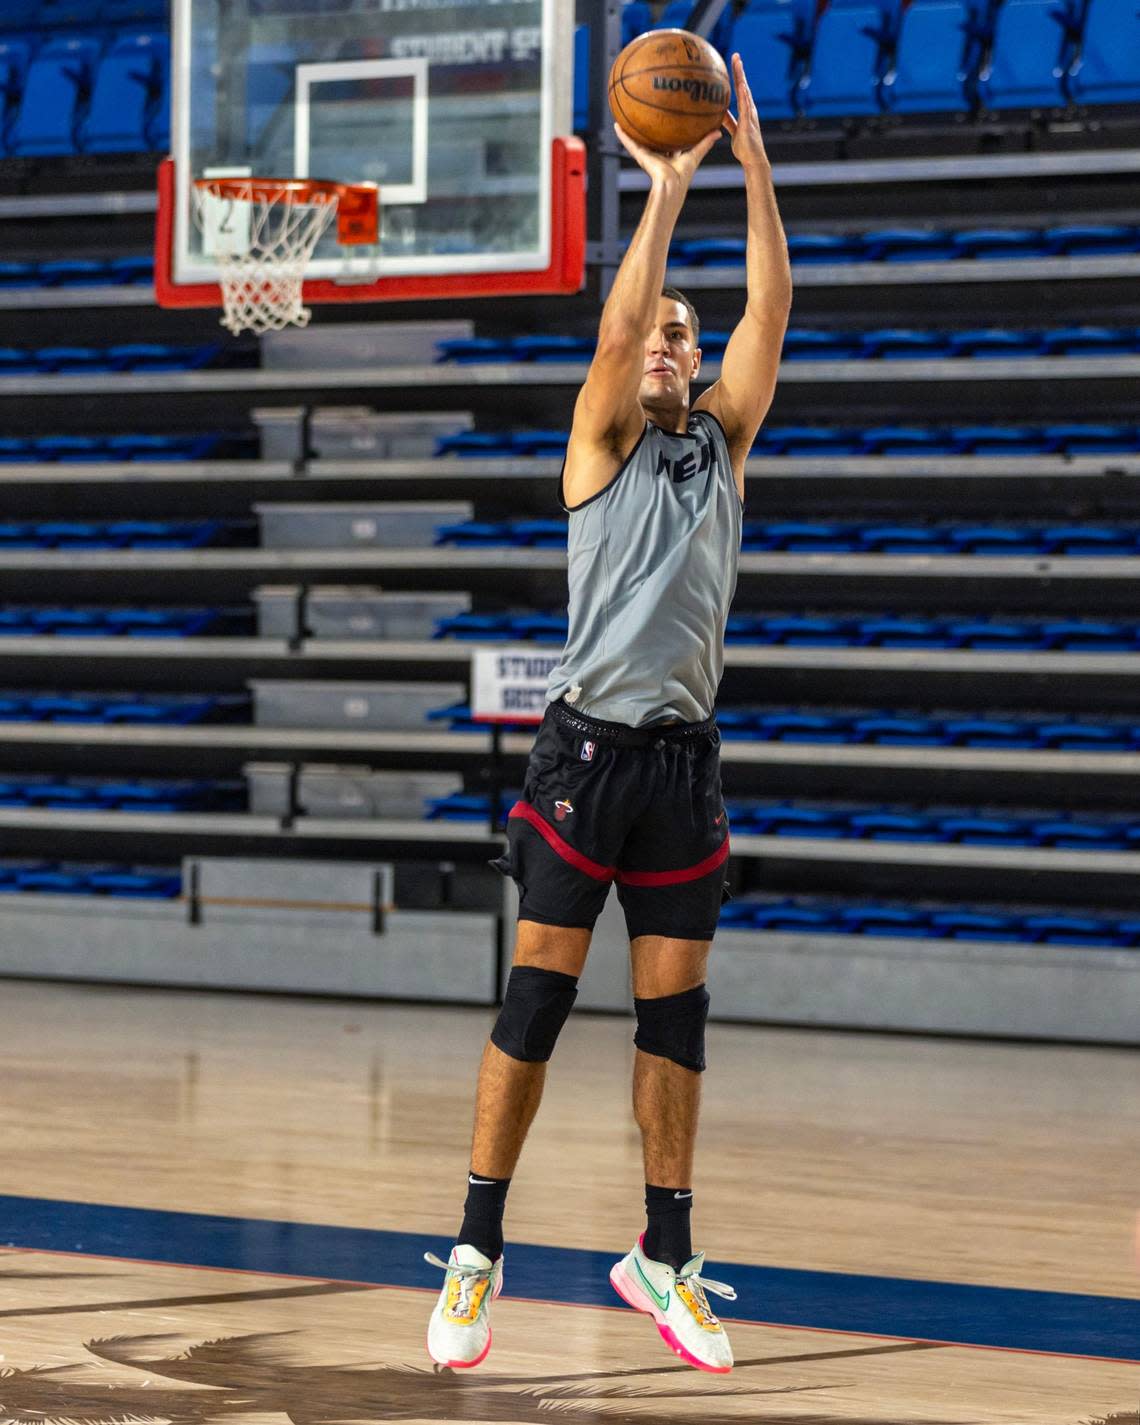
[191,177,379,336]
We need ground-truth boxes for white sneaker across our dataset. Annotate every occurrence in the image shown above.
[610,1235,735,1374]
[424,1244,503,1368]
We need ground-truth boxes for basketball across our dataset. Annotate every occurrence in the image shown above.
[608,29,731,153]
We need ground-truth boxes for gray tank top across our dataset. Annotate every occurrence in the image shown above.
[546,410,742,728]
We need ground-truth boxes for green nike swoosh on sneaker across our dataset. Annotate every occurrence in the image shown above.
[633,1256,670,1313]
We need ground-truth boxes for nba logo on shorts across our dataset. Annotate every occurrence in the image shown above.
[580,740,596,762]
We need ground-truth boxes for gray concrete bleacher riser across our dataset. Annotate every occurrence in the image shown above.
[0,868,498,1004]
[255,502,474,550]
[246,763,463,820]
[249,680,466,731]
[252,407,475,464]
[502,878,1137,1042]
[254,587,473,642]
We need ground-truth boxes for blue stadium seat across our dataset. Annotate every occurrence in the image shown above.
[1043,423,1137,453]
[857,524,944,551]
[946,329,1044,357]
[950,424,1043,452]
[942,717,1037,747]
[1042,224,1140,255]
[674,237,747,265]
[756,712,844,741]
[857,617,947,647]
[9,34,101,157]
[0,261,37,288]
[1067,0,1140,103]
[0,4,40,30]
[35,435,105,460]
[83,30,168,153]
[851,715,942,744]
[1039,326,1136,355]
[109,255,155,284]
[782,329,863,359]
[0,38,34,155]
[947,525,1040,554]
[881,0,985,112]
[799,0,900,114]
[0,349,44,375]
[1037,721,1132,750]
[728,0,812,118]
[951,227,1047,259]
[623,0,653,45]
[436,337,513,364]
[1040,619,1138,651]
[37,346,116,373]
[849,811,942,842]
[39,0,104,22]
[574,23,588,131]
[761,615,848,645]
[860,329,949,358]
[858,426,956,453]
[512,335,593,362]
[100,0,169,20]
[786,233,867,263]
[977,0,1079,107]
[759,426,863,454]
[660,0,736,51]
[945,619,1040,649]
[511,430,568,456]
[929,910,1025,941]
[837,906,930,934]
[859,228,958,261]
[38,259,115,286]
[110,343,217,371]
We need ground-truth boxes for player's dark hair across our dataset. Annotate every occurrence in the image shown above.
[661,286,700,348]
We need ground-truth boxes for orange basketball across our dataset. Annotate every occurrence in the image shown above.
[608,29,730,153]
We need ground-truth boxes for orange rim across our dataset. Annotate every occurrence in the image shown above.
[193,176,379,245]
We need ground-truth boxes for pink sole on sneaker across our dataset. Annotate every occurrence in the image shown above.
[425,1328,492,1370]
[609,1263,732,1375]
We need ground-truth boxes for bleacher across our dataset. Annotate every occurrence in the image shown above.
[0,0,1136,1038]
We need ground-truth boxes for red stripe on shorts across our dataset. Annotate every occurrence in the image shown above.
[616,834,730,887]
[507,801,616,882]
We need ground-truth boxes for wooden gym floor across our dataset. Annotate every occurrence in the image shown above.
[0,976,1136,1424]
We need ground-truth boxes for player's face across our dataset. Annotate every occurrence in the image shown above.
[640,298,701,411]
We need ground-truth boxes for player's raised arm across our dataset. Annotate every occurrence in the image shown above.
[694,54,792,491]
[563,124,720,507]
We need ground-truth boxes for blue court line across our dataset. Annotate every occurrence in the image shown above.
[1,1194,1137,1362]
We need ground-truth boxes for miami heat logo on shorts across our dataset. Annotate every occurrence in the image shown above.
[554,799,574,821]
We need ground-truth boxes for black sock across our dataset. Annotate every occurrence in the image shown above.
[457,1171,511,1261]
[642,1183,693,1271]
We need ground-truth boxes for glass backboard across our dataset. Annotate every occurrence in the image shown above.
[159,0,582,303]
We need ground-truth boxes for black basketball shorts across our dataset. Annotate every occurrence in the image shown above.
[491,698,731,942]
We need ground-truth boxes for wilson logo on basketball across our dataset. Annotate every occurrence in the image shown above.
[650,76,727,105]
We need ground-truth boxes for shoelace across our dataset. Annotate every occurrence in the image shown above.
[678,1268,737,1324]
[424,1251,491,1318]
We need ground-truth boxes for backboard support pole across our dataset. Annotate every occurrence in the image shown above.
[584,0,625,303]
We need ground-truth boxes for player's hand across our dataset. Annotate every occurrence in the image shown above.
[613,123,721,195]
[722,53,769,170]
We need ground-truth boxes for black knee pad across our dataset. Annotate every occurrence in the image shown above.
[491,965,579,1063]
[634,984,710,1073]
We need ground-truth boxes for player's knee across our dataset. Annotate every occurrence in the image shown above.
[633,983,710,1073]
[491,965,579,1063]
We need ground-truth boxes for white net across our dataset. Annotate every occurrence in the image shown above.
[191,179,341,336]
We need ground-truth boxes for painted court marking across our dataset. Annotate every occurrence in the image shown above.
[1,1194,1137,1362]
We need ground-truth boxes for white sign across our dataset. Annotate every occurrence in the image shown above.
[471,646,560,723]
[200,166,253,257]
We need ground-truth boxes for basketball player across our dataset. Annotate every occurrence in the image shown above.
[426,54,791,1373]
